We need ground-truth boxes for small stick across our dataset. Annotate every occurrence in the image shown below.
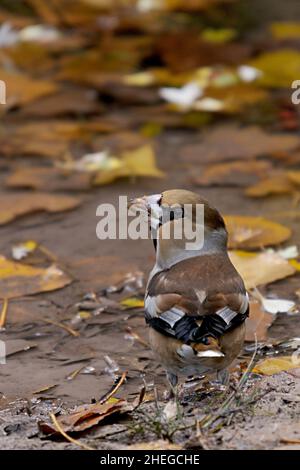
[125,326,149,347]
[99,371,127,404]
[280,437,300,445]
[49,413,94,451]
[0,299,8,328]
[43,319,80,337]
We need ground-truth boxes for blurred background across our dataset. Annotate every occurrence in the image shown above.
[1,0,300,450]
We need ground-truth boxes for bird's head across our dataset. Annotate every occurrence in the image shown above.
[129,189,227,264]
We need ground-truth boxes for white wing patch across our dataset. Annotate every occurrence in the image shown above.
[160,307,185,328]
[145,295,158,318]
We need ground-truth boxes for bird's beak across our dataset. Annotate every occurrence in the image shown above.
[128,196,149,214]
[128,194,162,216]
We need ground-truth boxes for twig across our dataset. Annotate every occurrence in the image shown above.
[49,413,94,451]
[201,335,258,430]
[0,299,8,328]
[99,371,127,404]
[125,327,149,348]
[43,319,80,337]
[280,437,300,445]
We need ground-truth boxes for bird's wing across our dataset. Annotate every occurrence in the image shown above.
[145,253,249,344]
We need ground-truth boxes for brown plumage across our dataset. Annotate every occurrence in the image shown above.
[129,189,249,395]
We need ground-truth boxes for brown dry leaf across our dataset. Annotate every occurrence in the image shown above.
[0,193,81,225]
[157,32,251,73]
[20,89,101,118]
[287,171,300,186]
[253,357,300,375]
[127,440,182,450]
[245,173,295,198]
[0,68,57,107]
[181,125,300,164]
[0,120,115,159]
[203,84,269,113]
[192,160,272,187]
[225,215,291,249]
[6,167,92,192]
[229,251,296,289]
[26,0,61,25]
[39,398,130,435]
[0,258,71,298]
[245,301,275,342]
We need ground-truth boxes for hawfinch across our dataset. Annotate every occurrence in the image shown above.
[129,189,249,396]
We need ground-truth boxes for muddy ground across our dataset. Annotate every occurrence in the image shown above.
[1,0,300,451]
[0,129,300,450]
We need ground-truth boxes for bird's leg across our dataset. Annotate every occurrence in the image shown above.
[165,371,178,400]
[216,368,230,386]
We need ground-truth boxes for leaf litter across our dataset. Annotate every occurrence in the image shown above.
[0,0,300,451]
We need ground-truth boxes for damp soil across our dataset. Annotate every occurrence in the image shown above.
[0,129,300,450]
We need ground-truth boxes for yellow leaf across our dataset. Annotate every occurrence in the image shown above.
[123,145,164,177]
[270,22,300,39]
[229,251,296,289]
[201,28,236,43]
[121,297,144,309]
[123,71,155,86]
[289,259,300,271]
[225,215,291,249]
[253,356,299,375]
[0,258,71,299]
[249,49,300,88]
[93,145,164,185]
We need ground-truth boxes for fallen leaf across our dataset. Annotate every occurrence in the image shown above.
[12,240,38,260]
[59,151,122,173]
[39,398,131,435]
[253,356,300,375]
[270,22,300,40]
[245,301,275,341]
[0,120,117,159]
[251,290,296,315]
[201,27,237,43]
[0,258,72,298]
[225,215,291,249]
[245,173,295,197]
[120,297,144,309]
[0,68,57,107]
[229,251,296,289]
[20,88,100,117]
[93,145,164,185]
[159,82,203,110]
[6,167,92,192]
[0,193,81,225]
[249,49,300,88]
[200,84,268,113]
[192,160,271,187]
[182,125,300,164]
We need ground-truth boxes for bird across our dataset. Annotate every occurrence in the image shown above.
[129,189,249,397]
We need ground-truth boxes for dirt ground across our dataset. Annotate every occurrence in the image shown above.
[0,130,300,450]
[1,0,300,451]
